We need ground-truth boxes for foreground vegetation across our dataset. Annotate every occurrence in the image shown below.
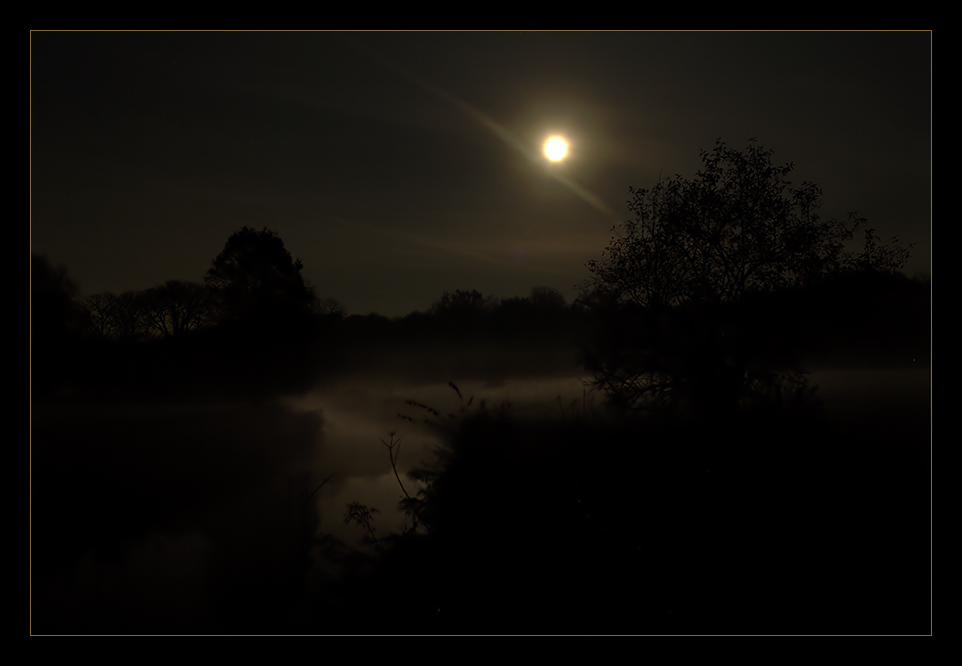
[313,392,929,635]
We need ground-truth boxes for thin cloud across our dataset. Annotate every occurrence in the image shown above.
[352,41,616,218]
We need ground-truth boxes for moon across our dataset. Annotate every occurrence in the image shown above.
[544,136,568,161]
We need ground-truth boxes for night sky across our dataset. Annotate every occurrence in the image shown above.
[30,30,931,318]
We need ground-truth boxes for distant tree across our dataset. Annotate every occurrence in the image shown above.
[113,291,148,342]
[496,287,569,335]
[429,289,493,322]
[83,292,119,339]
[315,297,347,320]
[205,227,317,326]
[528,286,566,310]
[583,139,913,414]
[140,280,213,339]
[81,291,149,341]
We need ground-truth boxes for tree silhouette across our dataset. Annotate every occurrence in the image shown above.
[140,280,213,339]
[204,227,317,327]
[583,139,913,414]
[429,289,491,316]
[496,287,568,335]
[528,286,567,310]
[31,254,87,396]
[315,297,347,320]
[109,291,148,342]
[82,292,119,339]
[428,289,494,328]
[31,254,86,341]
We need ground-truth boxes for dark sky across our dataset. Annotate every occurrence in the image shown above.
[30,30,931,317]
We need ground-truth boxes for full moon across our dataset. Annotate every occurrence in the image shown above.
[544,137,568,161]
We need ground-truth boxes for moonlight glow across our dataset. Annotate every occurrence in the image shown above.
[544,137,568,161]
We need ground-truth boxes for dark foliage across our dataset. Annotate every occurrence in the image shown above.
[139,280,214,339]
[31,255,89,398]
[582,140,915,415]
[205,226,318,327]
[311,386,928,635]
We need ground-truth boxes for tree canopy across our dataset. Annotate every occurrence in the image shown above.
[586,139,912,311]
[205,227,317,325]
[140,280,213,338]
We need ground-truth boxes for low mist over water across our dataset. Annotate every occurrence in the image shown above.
[284,369,595,544]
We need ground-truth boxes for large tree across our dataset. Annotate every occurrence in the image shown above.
[582,139,913,414]
[588,140,911,310]
[205,227,317,326]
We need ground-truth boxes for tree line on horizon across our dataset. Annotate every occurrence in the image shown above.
[32,238,586,347]
[32,140,928,410]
